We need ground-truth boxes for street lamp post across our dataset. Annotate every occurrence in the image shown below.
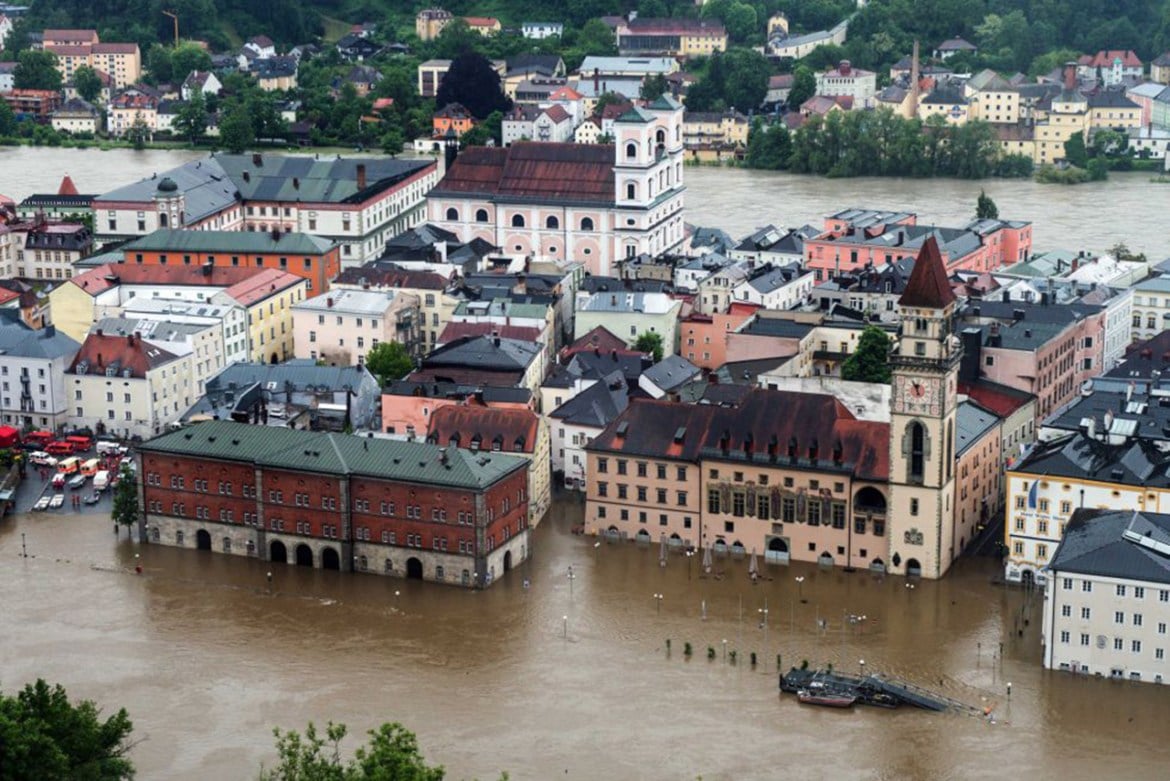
[795,575,806,603]
[653,592,663,614]
[758,597,769,670]
[722,638,727,662]
[567,565,575,595]
[563,615,568,639]
[686,549,694,580]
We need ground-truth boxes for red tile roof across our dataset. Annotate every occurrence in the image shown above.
[333,266,451,290]
[899,236,956,308]
[562,326,630,357]
[427,405,539,454]
[1080,50,1143,68]
[433,142,615,205]
[958,380,1033,417]
[222,268,305,307]
[68,332,179,378]
[70,263,269,296]
[92,43,138,54]
[623,18,725,36]
[57,175,79,196]
[439,322,542,344]
[590,390,890,480]
[43,29,99,43]
[541,104,571,123]
[463,16,499,27]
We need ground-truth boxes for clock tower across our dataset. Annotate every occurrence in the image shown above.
[887,237,961,579]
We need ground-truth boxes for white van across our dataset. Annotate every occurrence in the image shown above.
[93,470,111,491]
[96,441,123,455]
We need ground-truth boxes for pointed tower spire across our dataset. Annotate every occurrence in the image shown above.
[58,175,79,196]
[899,236,955,309]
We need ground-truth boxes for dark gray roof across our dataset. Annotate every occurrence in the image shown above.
[1044,389,1170,446]
[1049,509,1170,584]
[207,361,375,395]
[0,322,80,360]
[214,154,430,204]
[549,371,629,427]
[641,355,699,392]
[1014,432,1170,488]
[424,335,541,371]
[97,157,240,224]
[384,379,531,405]
[738,316,815,339]
[955,400,998,457]
[745,262,803,294]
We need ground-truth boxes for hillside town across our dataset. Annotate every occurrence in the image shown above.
[4,3,1170,777]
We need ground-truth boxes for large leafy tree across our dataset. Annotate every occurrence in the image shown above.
[841,325,892,384]
[365,341,414,385]
[259,722,447,781]
[170,42,213,85]
[435,51,512,120]
[73,65,103,103]
[0,99,16,137]
[14,49,62,91]
[976,190,998,220]
[786,65,816,110]
[174,92,209,142]
[219,102,255,153]
[0,679,135,779]
[634,332,664,363]
[685,48,769,112]
[111,464,139,538]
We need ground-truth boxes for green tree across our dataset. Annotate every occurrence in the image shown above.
[840,326,892,384]
[73,65,103,103]
[219,103,255,153]
[126,112,150,150]
[591,92,627,118]
[365,341,414,385]
[14,49,62,91]
[722,2,759,42]
[641,73,669,101]
[259,721,446,781]
[111,465,139,538]
[146,43,173,84]
[174,92,209,142]
[0,99,16,137]
[380,127,406,156]
[745,119,791,170]
[0,679,134,780]
[976,190,999,219]
[435,51,512,120]
[787,65,816,110]
[634,332,664,363]
[170,42,212,85]
[1063,131,1088,167]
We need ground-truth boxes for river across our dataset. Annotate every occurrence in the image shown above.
[2,495,1168,780]
[2,146,1168,258]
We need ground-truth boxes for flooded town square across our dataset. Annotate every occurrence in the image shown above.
[2,494,1168,780]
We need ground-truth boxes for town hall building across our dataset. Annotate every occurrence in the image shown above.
[425,95,687,276]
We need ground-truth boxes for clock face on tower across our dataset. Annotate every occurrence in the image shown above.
[896,375,940,415]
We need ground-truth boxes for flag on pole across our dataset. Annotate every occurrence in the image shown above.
[1027,479,1039,509]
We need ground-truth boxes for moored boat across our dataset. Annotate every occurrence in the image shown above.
[797,688,856,708]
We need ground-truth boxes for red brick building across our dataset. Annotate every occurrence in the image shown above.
[138,420,530,587]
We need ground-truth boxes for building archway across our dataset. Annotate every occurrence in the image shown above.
[1021,569,1035,587]
[295,544,313,567]
[196,529,211,550]
[730,540,746,556]
[406,557,423,580]
[635,529,651,543]
[905,558,922,577]
[270,540,288,563]
[503,550,513,572]
[853,486,887,514]
[766,536,789,563]
[818,551,834,567]
[870,557,886,573]
[321,547,340,571]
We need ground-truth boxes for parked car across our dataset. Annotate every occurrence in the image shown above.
[29,451,57,467]
[32,496,50,511]
[49,494,64,508]
[83,492,101,505]
[67,475,87,490]
[51,473,66,490]
[45,441,73,456]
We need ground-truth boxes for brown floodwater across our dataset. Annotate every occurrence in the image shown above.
[1,495,1166,780]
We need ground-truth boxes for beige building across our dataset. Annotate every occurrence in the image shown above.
[293,288,421,367]
[332,266,459,355]
[615,17,727,58]
[415,8,454,41]
[212,268,309,365]
[1043,509,1170,684]
[45,32,141,89]
[65,331,193,439]
[682,110,749,151]
[965,71,1021,124]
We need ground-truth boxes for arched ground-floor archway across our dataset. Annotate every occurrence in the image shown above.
[406,557,423,580]
[635,529,651,543]
[1021,569,1035,587]
[730,540,746,556]
[766,536,789,564]
[503,550,513,572]
[270,540,288,563]
[818,551,834,567]
[295,544,314,567]
[870,557,886,573]
[322,547,340,571]
[905,558,922,577]
[196,529,211,550]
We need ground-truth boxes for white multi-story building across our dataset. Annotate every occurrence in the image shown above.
[427,96,686,277]
[815,60,877,108]
[549,373,629,490]
[292,288,421,367]
[93,154,438,265]
[521,21,564,39]
[573,291,682,355]
[1129,276,1170,342]
[732,263,816,311]
[1043,508,1170,684]
[95,308,239,395]
[0,321,81,430]
[66,330,194,439]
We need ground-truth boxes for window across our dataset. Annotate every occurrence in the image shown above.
[1082,581,1092,592]
[1063,577,1073,590]
[908,422,925,483]
[475,208,488,222]
[656,488,667,504]
[910,498,919,516]
[626,183,636,200]
[445,207,459,221]
[1135,587,1145,599]
[598,458,608,474]
[581,217,594,231]
[636,486,647,502]
[1114,638,1124,651]
[1135,614,1143,627]
[511,214,525,228]
[1116,611,1125,624]
[625,142,637,159]
[546,215,559,229]
[1081,633,1090,646]
[1060,630,1070,643]
[1081,607,1090,619]
[1117,585,1127,597]
[1061,604,1071,617]
[708,488,720,513]
[1133,640,1142,653]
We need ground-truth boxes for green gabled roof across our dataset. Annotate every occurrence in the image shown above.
[140,420,526,490]
[124,229,336,255]
[647,94,682,111]
[614,105,654,124]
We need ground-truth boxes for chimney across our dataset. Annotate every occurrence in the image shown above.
[356,163,367,190]
[593,67,599,94]
[326,297,334,307]
[1072,256,1079,271]
[907,40,921,119]
[96,328,103,337]
[808,438,818,464]
[252,152,263,166]
[839,60,851,76]
[832,439,843,466]
[292,177,300,190]
[1063,62,1077,91]
[242,171,250,182]
[787,436,797,462]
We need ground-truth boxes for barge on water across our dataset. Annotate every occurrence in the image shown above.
[780,668,983,714]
